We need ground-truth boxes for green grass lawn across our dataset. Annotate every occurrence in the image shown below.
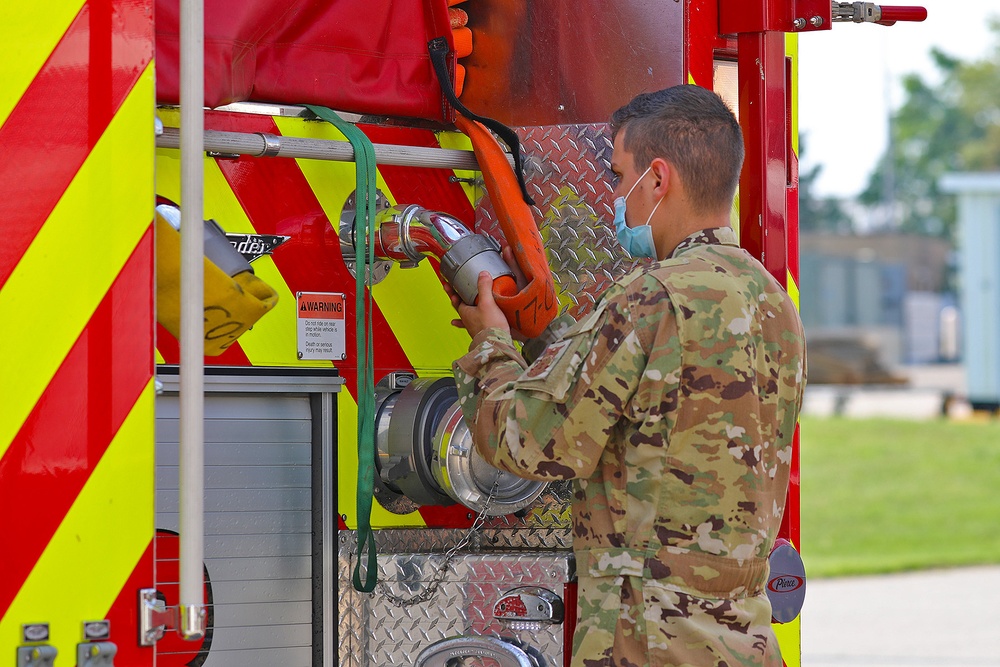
[800,416,1000,578]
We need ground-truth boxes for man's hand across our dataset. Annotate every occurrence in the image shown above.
[445,271,511,339]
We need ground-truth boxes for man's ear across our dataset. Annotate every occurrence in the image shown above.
[650,157,671,198]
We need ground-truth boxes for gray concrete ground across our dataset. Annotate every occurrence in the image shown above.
[801,566,1000,666]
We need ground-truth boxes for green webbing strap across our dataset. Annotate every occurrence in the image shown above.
[305,104,379,593]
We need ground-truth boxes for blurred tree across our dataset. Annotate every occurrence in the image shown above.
[799,133,854,233]
[861,21,1000,239]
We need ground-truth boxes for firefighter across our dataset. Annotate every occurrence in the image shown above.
[445,84,806,666]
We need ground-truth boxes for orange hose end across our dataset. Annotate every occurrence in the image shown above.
[454,64,466,97]
[452,27,473,59]
[449,7,469,29]
[491,275,517,298]
[454,115,558,339]
[447,0,466,6]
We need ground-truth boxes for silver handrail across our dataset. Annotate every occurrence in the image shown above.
[156,126,496,170]
[178,0,207,642]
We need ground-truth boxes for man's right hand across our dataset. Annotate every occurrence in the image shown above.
[446,271,511,340]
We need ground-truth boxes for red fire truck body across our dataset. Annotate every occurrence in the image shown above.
[1,1,925,665]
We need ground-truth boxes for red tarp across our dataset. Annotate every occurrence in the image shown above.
[155,0,455,121]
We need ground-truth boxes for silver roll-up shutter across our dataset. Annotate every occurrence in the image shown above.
[156,370,342,667]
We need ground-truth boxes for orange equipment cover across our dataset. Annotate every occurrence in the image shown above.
[155,0,455,121]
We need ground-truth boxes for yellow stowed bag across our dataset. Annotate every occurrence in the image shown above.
[155,209,279,356]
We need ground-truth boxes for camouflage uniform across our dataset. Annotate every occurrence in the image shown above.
[453,227,806,667]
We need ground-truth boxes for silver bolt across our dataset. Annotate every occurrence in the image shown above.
[792,17,807,29]
[810,15,824,27]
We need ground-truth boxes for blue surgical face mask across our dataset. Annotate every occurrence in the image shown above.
[613,166,663,259]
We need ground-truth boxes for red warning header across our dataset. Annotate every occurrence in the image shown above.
[297,293,345,320]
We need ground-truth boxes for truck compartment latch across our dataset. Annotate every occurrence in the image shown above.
[138,588,178,646]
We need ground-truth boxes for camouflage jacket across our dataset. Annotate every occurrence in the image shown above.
[453,227,806,663]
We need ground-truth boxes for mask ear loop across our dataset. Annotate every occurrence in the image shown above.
[624,166,652,203]
[643,196,664,227]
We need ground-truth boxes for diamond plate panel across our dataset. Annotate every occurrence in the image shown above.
[339,123,649,667]
[476,124,644,319]
[339,546,574,667]
[350,478,573,555]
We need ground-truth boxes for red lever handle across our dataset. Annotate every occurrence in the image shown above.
[876,5,928,25]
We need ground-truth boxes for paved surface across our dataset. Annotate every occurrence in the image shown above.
[801,566,1000,666]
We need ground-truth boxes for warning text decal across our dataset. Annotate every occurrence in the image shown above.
[296,292,346,360]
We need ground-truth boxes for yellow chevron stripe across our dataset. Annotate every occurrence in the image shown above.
[337,390,426,528]
[436,130,483,207]
[203,160,326,367]
[786,33,799,159]
[780,35,802,667]
[0,2,84,128]
[154,146,330,367]
[787,271,800,310]
[0,382,154,655]
[730,190,741,240]
[273,116,365,216]
[372,264,472,374]
[773,616,801,667]
[0,63,154,459]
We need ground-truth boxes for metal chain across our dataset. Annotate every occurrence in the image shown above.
[377,473,501,607]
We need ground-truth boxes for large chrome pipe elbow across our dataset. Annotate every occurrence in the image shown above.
[343,203,513,304]
[381,204,471,264]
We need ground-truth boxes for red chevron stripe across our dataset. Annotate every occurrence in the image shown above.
[103,540,155,665]
[357,124,476,227]
[208,112,414,395]
[156,322,253,367]
[0,0,153,288]
[0,228,153,618]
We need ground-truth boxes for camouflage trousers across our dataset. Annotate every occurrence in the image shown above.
[572,574,782,667]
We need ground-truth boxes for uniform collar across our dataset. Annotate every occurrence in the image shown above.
[669,226,739,258]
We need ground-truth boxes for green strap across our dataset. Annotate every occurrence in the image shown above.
[305,105,379,593]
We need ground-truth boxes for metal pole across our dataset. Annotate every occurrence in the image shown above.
[155,126,496,171]
[179,0,207,642]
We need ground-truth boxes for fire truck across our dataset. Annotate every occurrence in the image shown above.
[2,1,925,665]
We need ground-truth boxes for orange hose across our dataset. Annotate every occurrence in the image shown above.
[454,116,557,338]
[452,27,473,59]
[453,64,466,97]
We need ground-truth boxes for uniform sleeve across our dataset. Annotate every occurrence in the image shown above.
[453,289,648,481]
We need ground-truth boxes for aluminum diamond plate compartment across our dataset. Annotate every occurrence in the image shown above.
[475,123,644,319]
[339,548,574,667]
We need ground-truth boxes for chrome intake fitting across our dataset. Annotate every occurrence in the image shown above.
[441,233,515,306]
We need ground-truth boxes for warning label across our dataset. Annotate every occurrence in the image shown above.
[296,292,346,361]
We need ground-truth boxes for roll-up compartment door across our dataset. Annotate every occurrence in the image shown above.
[155,382,323,667]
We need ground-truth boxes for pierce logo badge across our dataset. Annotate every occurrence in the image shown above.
[767,575,804,593]
[494,595,528,618]
[226,233,289,263]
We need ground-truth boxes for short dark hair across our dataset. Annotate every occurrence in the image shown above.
[610,85,744,214]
